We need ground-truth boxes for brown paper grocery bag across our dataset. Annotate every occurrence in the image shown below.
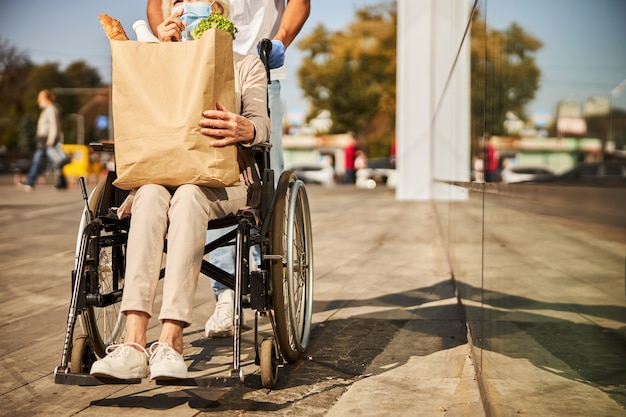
[110,29,240,190]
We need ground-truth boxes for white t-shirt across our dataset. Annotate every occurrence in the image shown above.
[230,0,287,80]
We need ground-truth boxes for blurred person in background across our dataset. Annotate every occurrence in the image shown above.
[484,135,500,182]
[18,89,69,191]
[343,139,356,184]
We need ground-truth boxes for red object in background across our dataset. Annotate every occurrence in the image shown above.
[344,142,355,169]
[485,141,498,171]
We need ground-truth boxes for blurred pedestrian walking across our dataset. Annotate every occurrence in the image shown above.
[18,89,70,191]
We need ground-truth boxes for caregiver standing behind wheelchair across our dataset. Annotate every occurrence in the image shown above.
[89,5,270,381]
[147,0,311,340]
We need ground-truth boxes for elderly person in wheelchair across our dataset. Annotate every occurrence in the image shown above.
[89,4,270,381]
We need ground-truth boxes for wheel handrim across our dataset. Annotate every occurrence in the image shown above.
[286,181,313,352]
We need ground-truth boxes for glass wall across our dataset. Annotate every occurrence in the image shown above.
[433,1,626,415]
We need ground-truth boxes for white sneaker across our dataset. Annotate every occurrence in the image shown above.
[149,342,187,380]
[17,183,33,192]
[204,289,234,338]
[89,342,149,379]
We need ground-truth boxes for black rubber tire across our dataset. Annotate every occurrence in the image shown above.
[260,338,279,389]
[76,176,127,358]
[85,225,127,358]
[271,171,314,363]
[69,332,96,374]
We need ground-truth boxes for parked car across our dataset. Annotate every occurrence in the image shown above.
[286,162,335,186]
[523,161,626,186]
[355,157,397,189]
[500,166,555,183]
[556,161,626,185]
[356,167,397,189]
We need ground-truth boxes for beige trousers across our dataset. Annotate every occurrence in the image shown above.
[120,183,247,326]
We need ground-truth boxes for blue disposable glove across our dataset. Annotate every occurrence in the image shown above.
[259,39,285,69]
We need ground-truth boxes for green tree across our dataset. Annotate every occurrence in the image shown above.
[0,36,33,151]
[57,61,107,144]
[297,2,396,158]
[56,61,104,119]
[0,36,104,152]
[471,14,542,140]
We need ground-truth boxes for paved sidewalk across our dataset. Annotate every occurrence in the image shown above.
[0,175,485,416]
[307,185,484,417]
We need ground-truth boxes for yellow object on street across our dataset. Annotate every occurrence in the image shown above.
[61,144,101,178]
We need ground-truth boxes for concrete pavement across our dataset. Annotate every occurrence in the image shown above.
[0,174,485,416]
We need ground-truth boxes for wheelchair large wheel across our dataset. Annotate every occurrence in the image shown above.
[70,176,127,366]
[84,222,127,359]
[271,171,314,363]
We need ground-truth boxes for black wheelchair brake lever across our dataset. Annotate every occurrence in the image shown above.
[259,38,272,85]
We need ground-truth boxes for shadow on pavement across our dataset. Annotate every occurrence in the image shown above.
[457,281,626,407]
[89,278,469,413]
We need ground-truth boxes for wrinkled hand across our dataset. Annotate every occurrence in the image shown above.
[199,102,255,147]
[157,8,185,42]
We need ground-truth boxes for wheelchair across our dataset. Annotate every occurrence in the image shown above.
[54,140,314,389]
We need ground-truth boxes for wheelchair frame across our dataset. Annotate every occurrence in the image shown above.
[54,141,314,389]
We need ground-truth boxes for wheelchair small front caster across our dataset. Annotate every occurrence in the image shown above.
[260,338,279,389]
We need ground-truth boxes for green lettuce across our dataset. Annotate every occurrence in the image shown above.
[191,14,238,40]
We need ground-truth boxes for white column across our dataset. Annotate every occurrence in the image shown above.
[396,0,471,201]
[396,0,434,201]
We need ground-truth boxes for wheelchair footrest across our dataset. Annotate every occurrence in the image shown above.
[54,371,237,387]
[54,371,141,386]
[154,376,238,387]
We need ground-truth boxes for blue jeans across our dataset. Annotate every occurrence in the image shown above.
[209,80,283,297]
[267,80,284,177]
[206,225,262,298]
[26,144,69,188]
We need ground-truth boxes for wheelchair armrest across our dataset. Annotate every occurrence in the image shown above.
[207,213,239,230]
[252,143,272,178]
[89,141,115,153]
[252,143,272,153]
[97,212,130,229]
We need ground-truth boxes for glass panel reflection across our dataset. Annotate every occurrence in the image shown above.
[434,0,626,414]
